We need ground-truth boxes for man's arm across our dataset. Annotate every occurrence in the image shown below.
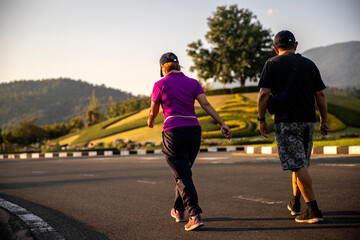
[147,101,160,128]
[315,90,329,136]
[257,88,271,139]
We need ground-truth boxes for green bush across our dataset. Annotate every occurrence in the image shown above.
[327,103,360,128]
[205,86,259,96]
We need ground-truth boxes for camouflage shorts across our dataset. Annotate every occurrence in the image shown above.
[274,122,315,171]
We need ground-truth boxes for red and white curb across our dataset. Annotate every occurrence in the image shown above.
[0,146,359,160]
[0,147,242,160]
[245,146,360,155]
[0,198,65,240]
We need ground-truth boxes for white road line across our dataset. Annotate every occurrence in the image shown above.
[210,162,235,165]
[234,195,285,205]
[79,174,95,177]
[197,157,229,161]
[317,163,357,167]
[0,198,65,240]
[137,180,157,185]
[139,157,163,160]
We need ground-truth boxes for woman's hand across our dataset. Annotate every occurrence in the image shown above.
[221,125,232,142]
[147,119,154,128]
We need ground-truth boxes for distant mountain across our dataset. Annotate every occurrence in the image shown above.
[302,41,360,89]
[0,78,132,130]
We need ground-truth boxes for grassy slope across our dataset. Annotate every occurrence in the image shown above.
[57,93,360,146]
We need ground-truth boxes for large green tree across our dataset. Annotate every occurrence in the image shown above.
[187,5,274,87]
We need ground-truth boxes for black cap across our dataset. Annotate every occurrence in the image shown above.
[159,52,179,77]
[274,30,296,48]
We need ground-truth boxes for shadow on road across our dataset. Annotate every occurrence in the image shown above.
[200,211,360,232]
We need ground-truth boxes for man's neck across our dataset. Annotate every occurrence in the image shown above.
[278,49,296,55]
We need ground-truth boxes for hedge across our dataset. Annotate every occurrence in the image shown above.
[205,86,259,96]
[327,103,360,128]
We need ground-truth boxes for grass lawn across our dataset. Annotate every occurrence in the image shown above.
[55,92,360,148]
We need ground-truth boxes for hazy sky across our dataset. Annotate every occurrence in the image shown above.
[1,0,359,95]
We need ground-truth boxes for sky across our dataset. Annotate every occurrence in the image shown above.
[1,0,359,96]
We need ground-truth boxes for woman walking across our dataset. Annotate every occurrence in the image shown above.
[147,52,232,231]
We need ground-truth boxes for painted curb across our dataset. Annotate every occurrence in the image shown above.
[0,198,65,240]
[0,147,243,160]
[244,146,360,155]
[0,146,359,160]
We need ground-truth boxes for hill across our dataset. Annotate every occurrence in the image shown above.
[56,93,360,148]
[302,41,360,89]
[0,78,132,130]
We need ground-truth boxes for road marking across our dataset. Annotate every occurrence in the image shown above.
[234,195,285,205]
[137,180,157,185]
[139,157,162,160]
[79,174,95,177]
[0,198,65,240]
[210,162,235,165]
[197,157,229,161]
[318,163,357,167]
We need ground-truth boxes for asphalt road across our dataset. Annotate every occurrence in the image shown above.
[0,152,359,240]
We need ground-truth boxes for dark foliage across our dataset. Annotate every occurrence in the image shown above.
[0,78,132,130]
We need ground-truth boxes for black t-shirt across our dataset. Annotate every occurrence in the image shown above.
[258,53,326,123]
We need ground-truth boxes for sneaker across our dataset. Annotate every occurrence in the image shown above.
[295,208,324,223]
[171,208,185,223]
[287,200,301,216]
[184,214,204,231]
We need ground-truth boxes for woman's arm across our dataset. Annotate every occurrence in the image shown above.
[196,94,232,140]
[147,101,160,128]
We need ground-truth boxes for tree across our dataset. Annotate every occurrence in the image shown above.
[11,118,45,146]
[43,123,72,139]
[106,96,118,119]
[187,5,274,87]
[70,116,84,130]
[86,90,102,126]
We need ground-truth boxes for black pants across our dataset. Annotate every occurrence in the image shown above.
[162,126,202,216]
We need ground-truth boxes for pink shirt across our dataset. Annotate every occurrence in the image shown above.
[151,72,205,132]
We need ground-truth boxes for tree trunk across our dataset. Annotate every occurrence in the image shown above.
[240,76,246,87]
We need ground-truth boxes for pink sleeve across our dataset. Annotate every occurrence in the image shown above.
[196,81,205,96]
[151,83,161,103]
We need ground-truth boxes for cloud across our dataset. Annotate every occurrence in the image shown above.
[267,8,279,15]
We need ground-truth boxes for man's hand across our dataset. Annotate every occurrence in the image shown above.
[320,121,329,136]
[259,121,270,139]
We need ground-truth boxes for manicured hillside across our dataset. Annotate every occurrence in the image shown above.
[55,92,359,148]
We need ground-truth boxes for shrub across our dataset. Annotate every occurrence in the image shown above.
[205,86,259,96]
[327,103,360,128]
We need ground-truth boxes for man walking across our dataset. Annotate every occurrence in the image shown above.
[257,30,329,223]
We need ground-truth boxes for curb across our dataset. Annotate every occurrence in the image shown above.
[0,147,244,160]
[0,198,65,240]
[0,146,359,160]
[245,146,360,155]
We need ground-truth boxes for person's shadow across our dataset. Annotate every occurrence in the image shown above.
[199,211,360,232]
